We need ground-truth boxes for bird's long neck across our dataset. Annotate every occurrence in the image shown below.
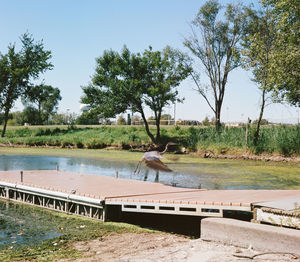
[161,143,169,155]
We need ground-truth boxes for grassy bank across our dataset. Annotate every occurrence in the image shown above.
[0,200,157,262]
[0,124,299,156]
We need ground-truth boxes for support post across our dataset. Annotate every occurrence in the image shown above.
[102,205,107,222]
[5,187,9,199]
[20,170,23,182]
[65,201,69,213]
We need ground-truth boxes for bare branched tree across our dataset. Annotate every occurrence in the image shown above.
[184,0,251,131]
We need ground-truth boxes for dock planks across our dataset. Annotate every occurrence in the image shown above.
[0,170,194,199]
[0,170,300,219]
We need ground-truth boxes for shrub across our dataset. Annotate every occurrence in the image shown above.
[85,139,106,149]
[0,125,299,156]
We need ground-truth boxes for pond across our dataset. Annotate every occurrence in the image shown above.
[1,154,299,190]
[0,153,299,248]
[0,200,60,249]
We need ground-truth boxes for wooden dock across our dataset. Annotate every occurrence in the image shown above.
[0,170,299,226]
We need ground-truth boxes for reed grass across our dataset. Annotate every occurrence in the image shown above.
[0,124,299,156]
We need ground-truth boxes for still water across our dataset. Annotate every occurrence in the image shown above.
[0,200,60,248]
[0,153,299,248]
[1,154,299,190]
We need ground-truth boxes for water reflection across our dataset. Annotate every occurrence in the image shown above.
[0,154,298,190]
[0,201,60,248]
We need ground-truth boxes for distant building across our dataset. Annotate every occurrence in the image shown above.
[225,122,244,127]
[176,119,201,126]
[80,104,90,112]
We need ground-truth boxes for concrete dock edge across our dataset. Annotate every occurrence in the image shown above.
[201,218,300,254]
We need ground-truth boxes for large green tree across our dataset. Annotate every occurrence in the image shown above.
[0,33,52,136]
[81,46,191,144]
[23,84,61,124]
[262,0,300,106]
[184,0,251,131]
[16,106,40,125]
[241,8,276,145]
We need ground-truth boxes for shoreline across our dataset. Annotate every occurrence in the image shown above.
[0,144,299,164]
[192,151,300,163]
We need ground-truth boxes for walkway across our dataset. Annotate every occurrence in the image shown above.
[1,170,299,219]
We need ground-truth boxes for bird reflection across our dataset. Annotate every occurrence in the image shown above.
[142,169,160,183]
[143,169,149,181]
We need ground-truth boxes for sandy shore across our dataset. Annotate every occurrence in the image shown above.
[59,232,299,262]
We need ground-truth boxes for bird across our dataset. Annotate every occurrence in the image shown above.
[134,142,176,175]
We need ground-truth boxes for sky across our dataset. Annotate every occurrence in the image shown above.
[0,0,299,124]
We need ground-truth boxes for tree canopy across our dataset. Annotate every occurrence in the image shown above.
[23,84,62,124]
[0,33,52,136]
[81,46,191,143]
[241,7,276,144]
[261,0,300,106]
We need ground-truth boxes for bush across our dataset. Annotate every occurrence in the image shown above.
[76,111,99,125]
[276,125,300,156]
[117,116,126,125]
[85,139,106,149]
[0,125,299,156]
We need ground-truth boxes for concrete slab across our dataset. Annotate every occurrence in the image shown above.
[201,217,300,254]
[255,197,300,211]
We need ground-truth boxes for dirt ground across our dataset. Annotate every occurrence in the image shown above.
[60,232,300,262]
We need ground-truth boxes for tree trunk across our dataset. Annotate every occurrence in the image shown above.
[1,109,9,137]
[140,110,155,144]
[38,102,42,124]
[245,117,251,149]
[254,89,266,145]
[215,102,222,133]
[155,119,160,143]
[155,110,162,143]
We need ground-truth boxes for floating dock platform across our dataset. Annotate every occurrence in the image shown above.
[0,170,299,227]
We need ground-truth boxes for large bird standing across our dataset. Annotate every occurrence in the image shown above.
[134,142,176,180]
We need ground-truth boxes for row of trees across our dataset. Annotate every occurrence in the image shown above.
[1,1,298,145]
[0,110,72,126]
[0,34,61,136]
[81,0,299,145]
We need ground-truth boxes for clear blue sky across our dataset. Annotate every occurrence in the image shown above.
[0,0,298,123]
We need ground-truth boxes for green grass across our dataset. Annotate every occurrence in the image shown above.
[0,124,299,156]
[0,200,158,262]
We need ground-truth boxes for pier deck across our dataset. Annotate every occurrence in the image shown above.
[0,170,299,223]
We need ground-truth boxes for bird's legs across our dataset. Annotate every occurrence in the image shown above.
[134,161,142,174]
[154,170,159,182]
